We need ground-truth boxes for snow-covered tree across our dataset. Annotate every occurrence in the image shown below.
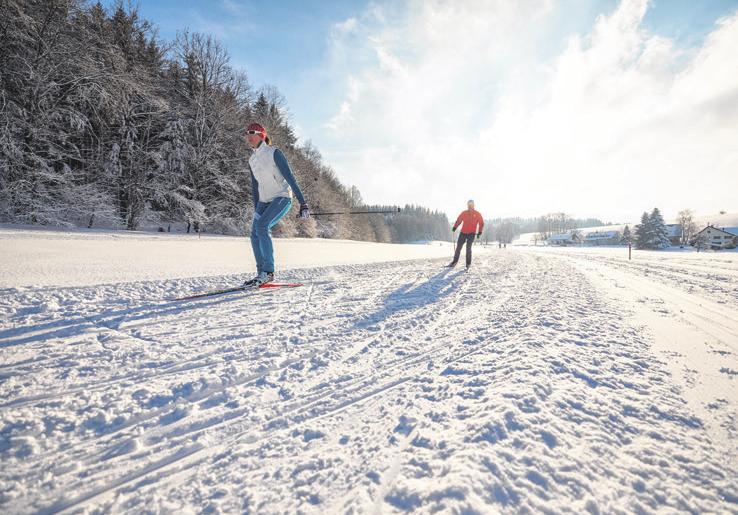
[650,208,671,249]
[693,229,709,251]
[634,209,671,250]
[677,209,697,246]
[634,212,651,249]
[0,0,445,243]
[493,221,518,245]
[622,224,632,243]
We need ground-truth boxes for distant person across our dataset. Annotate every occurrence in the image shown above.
[243,123,309,287]
[447,199,484,269]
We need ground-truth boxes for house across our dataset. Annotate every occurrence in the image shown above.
[547,232,583,246]
[666,224,682,246]
[692,225,738,250]
[583,230,622,246]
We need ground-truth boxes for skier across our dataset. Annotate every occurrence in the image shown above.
[243,123,309,287]
[447,199,484,269]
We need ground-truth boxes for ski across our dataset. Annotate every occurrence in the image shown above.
[171,282,303,301]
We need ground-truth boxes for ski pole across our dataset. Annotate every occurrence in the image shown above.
[309,208,401,217]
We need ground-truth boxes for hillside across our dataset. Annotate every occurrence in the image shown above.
[0,1,447,244]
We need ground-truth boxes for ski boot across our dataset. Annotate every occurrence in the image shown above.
[254,271,274,287]
[242,275,259,287]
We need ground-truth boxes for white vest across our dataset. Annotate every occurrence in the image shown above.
[248,143,292,203]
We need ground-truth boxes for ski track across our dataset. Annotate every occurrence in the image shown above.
[532,248,738,458]
[1,252,737,513]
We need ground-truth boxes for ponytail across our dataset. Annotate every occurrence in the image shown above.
[264,135,272,145]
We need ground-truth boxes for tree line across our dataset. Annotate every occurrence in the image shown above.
[0,0,448,242]
[480,207,710,249]
[480,214,606,244]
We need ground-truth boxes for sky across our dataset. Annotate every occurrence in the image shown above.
[106,0,738,223]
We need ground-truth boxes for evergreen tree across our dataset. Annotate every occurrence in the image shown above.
[634,212,651,249]
[649,207,671,249]
[622,224,632,243]
[633,209,671,250]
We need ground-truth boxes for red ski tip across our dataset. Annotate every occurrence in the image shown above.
[258,282,304,289]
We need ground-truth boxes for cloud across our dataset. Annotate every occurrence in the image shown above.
[311,0,738,221]
[332,16,358,36]
[180,3,257,42]
[222,0,245,16]
[325,76,361,131]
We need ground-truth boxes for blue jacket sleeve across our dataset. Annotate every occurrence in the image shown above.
[273,149,306,205]
[250,172,259,208]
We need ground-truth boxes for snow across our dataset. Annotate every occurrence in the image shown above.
[0,226,453,287]
[1,229,737,513]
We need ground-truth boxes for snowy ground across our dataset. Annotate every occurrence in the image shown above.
[0,226,452,287]
[1,230,737,513]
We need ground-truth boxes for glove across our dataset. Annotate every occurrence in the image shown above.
[451,226,457,232]
[477,232,482,238]
[299,203,310,219]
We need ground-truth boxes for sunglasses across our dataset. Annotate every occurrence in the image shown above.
[246,130,264,136]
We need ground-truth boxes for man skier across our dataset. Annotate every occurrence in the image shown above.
[243,123,309,287]
[447,199,484,269]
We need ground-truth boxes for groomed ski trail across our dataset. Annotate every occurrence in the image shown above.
[1,252,736,513]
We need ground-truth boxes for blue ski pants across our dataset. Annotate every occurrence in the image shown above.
[251,197,292,274]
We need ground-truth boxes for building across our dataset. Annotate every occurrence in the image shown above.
[583,230,622,246]
[692,225,738,250]
[547,232,583,246]
[665,224,682,246]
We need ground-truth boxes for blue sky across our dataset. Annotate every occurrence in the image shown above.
[105,1,738,221]
[104,0,370,130]
[112,0,734,130]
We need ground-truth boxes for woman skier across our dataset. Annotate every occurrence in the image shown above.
[447,199,484,269]
[243,123,309,287]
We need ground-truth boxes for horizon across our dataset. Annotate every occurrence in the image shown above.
[101,0,738,222]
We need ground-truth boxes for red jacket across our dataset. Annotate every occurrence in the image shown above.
[454,209,484,234]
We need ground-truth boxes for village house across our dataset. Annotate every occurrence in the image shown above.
[547,232,583,246]
[692,225,738,250]
[583,230,622,246]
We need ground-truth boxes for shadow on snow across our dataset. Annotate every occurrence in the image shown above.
[351,267,465,331]
[0,293,250,349]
